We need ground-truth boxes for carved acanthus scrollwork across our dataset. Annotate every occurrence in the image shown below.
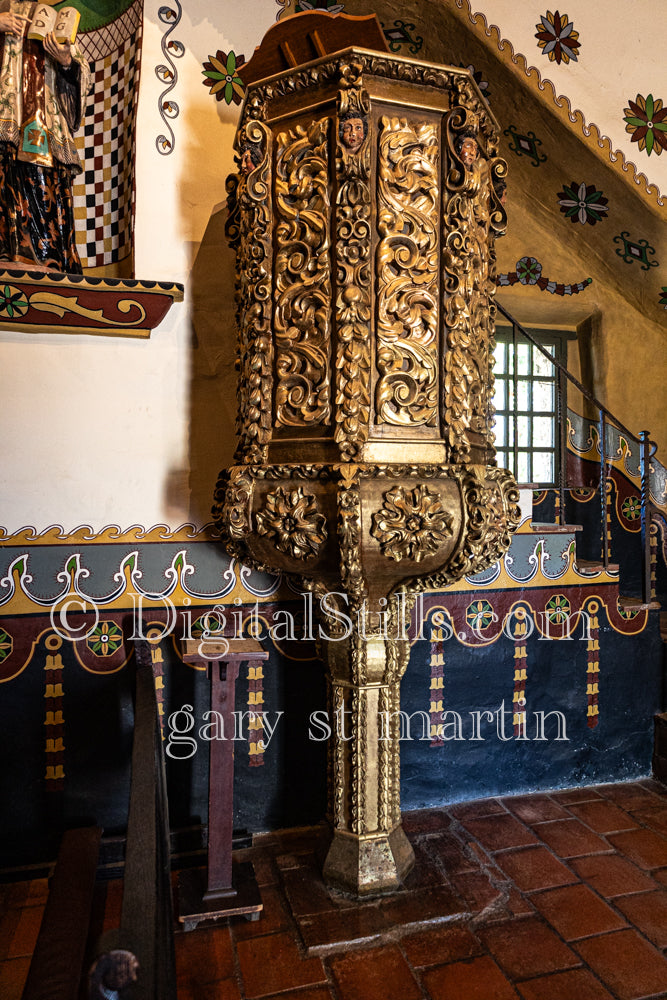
[336,464,367,615]
[274,119,332,428]
[256,486,327,560]
[442,106,502,463]
[376,117,439,427]
[413,466,521,591]
[211,467,254,566]
[371,483,453,562]
[334,66,372,459]
[231,119,273,463]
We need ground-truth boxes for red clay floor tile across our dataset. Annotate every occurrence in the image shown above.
[574,928,667,1000]
[6,905,43,958]
[236,931,327,998]
[24,879,49,906]
[402,808,451,835]
[549,788,603,805]
[0,956,31,1000]
[177,979,243,1000]
[461,814,539,852]
[0,910,22,962]
[494,846,577,892]
[529,883,627,940]
[613,889,667,948]
[629,806,667,837]
[570,853,658,897]
[449,798,507,820]
[268,989,334,1000]
[423,831,478,874]
[328,943,422,1000]
[402,840,452,889]
[516,967,616,1000]
[449,870,502,911]
[607,828,667,870]
[421,954,520,1000]
[502,795,570,825]
[298,903,389,952]
[567,800,640,834]
[533,819,610,858]
[379,883,466,926]
[231,884,292,940]
[175,924,236,988]
[653,867,667,888]
[478,917,581,980]
[595,783,665,811]
[401,923,483,968]
[281,863,337,917]
[505,888,537,917]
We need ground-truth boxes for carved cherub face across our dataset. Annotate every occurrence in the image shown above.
[240,148,254,175]
[341,116,365,153]
[459,136,479,167]
[239,142,262,176]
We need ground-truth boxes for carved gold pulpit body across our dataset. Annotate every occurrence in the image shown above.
[214,39,521,895]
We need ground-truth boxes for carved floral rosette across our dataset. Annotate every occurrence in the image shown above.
[213,462,520,604]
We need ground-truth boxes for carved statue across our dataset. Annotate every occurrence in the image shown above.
[0,0,92,273]
[88,950,139,1000]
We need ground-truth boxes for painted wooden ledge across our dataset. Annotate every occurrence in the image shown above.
[0,267,184,338]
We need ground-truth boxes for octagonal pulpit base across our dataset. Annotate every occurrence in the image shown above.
[323,824,415,896]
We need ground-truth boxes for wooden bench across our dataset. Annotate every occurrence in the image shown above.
[21,826,102,1000]
[88,632,177,1000]
[22,631,176,1000]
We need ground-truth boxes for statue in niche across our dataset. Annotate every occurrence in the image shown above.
[339,109,367,154]
[0,0,92,274]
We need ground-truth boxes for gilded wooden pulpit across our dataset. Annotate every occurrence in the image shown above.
[213,13,520,895]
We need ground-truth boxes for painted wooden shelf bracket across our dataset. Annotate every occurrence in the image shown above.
[0,267,184,338]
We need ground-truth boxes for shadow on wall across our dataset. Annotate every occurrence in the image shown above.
[187,203,239,526]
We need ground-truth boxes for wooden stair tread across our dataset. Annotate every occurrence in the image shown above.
[575,559,619,573]
[618,596,661,612]
[530,522,583,533]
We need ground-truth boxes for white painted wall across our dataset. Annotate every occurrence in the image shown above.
[0,0,276,534]
[469,0,667,198]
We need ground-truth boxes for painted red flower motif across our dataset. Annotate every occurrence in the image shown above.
[535,10,581,65]
[623,94,667,156]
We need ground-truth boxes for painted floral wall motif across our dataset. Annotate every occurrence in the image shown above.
[534,9,581,65]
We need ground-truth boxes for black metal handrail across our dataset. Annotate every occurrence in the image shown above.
[495,301,657,604]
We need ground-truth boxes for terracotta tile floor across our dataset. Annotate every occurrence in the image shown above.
[2,778,667,999]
